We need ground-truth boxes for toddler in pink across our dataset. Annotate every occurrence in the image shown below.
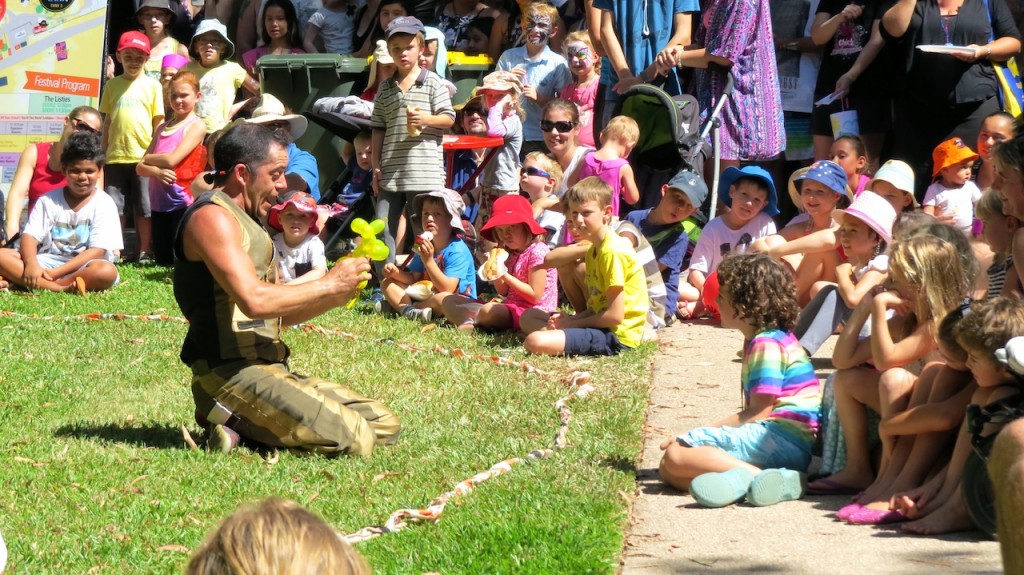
[568,115,640,215]
[441,194,558,332]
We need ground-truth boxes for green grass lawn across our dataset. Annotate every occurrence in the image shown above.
[0,264,654,574]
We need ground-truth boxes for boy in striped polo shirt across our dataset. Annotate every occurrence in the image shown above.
[370,16,455,267]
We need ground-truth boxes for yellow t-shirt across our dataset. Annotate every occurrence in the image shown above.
[186,61,248,133]
[585,231,649,349]
[98,74,163,164]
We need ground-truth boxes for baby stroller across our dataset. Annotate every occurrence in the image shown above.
[613,70,735,220]
[304,109,376,260]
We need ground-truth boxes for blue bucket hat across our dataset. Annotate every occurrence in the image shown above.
[794,160,850,198]
[719,166,779,216]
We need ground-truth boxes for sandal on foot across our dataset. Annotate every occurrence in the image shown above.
[846,507,907,525]
[747,468,804,507]
[835,503,864,521]
[690,468,755,508]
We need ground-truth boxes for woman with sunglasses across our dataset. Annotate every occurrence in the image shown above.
[541,98,594,199]
[3,107,103,246]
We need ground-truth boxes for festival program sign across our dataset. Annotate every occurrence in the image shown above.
[0,0,107,195]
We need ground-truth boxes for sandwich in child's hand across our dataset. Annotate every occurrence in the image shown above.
[405,280,434,301]
[478,247,508,282]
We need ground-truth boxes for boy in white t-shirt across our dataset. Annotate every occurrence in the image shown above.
[268,191,328,284]
[924,137,982,235]
[0,131,122,294]
[679,166,779,319]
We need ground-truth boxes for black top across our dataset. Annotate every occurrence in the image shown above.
[815,0,889,99]
[880,0,1021,108]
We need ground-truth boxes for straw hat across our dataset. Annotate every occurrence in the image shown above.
[244,94,308,139]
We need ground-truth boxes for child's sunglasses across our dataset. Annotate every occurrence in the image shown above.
[520,166,551,179]
[540,120,576,133]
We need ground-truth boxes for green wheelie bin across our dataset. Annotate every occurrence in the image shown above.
[447,52,494,107]
[257,54,369,198]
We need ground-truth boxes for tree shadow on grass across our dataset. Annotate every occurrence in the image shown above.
[54,421,185,449]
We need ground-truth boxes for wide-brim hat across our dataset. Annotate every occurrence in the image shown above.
[244,94,307,139]
[868,159,918,207]
[190,19,234,60]
[366,39,395,88]
[473,70,523,97]
[411,189,465,235]
[719,165,779,216]
[137,0,176,25]
[480,194,545,242]
[833,191,896,245]
[268,191,319,235]
[932,137,980,178]
[794,160,851,199]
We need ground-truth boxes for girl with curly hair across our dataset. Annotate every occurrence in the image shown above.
[658,253,822,508]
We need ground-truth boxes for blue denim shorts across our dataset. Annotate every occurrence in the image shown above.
[678,421,812,471]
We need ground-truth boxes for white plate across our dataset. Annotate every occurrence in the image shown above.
[917,44,976,56]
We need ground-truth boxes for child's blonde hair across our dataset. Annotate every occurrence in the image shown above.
[603,116,639,148]
[523,1,559,27]
[524,150,563,193]
[186,498,370,575]
[717,253,799,332]
[976,187,1016,265]
[888,225,977,336]
[564,175,612,210]
[892,210,938,241]
[955,296,1024,363]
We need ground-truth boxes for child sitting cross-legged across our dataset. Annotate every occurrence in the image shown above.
[679,165,779,319]
[377,189,477,322]
[0,131,122,294]
[521,176,649,356]
[659,253,821,507]
[441,194,558,333]
[268,191,327,285]
[624,168,708,327]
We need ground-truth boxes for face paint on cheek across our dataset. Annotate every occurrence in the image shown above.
[566,43,591,66]
[526,17,552,45]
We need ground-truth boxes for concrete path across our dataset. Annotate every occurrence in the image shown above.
[621,321,1002,575]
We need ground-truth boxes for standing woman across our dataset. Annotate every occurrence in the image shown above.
[882,0,1021,197]
[3,107,103,244]
[242,0,306,76]
[663,0,786,170]
[809,0,890,170]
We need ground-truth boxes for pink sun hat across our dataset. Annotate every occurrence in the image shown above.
[832,190,897,244]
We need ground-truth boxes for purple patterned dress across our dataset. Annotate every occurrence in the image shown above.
[695,0,786,161]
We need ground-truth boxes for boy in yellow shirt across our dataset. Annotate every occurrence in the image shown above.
[521,176,649,355]
[100,31,164,262]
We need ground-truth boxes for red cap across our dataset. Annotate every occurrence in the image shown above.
[117,31,151,55]
[480,194,546,242]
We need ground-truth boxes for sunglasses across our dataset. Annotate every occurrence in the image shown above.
[541,120,576,133]
[71,118,99,134]
[264,121,291,131]
[463,107,486,117]
[521,166,551,179]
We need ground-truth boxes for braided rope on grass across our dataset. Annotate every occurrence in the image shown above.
[1,309,597,544]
